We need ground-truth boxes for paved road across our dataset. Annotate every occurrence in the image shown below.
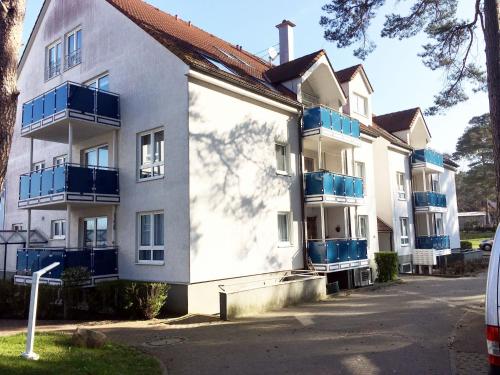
[103,274,487,375]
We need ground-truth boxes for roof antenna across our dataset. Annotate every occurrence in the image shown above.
[267,47,279,63]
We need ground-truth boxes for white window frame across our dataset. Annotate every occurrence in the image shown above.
[277,212,292,247]
[84,144,109,168]
[353,93,368,117]
[138,128,165,182]
[304,157,315,173]
[12,224,23,231]
[400,217,409,246]
[85,73,110,91]
[33,161,46,172]
[54,155,67,167]
[65,27,82,69]
[137,211,165,265]
[357,215,369,240]
[397,172,406,200]
[51,219,66,240]
[355,161,366,194]
[275,143,289,175]
[46,40,62,80]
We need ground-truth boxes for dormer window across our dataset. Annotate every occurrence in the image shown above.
[65,28,82,69]
[46,41,62,80]
[353,93,368,117]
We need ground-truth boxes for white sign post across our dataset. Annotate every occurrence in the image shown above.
[21,262,60,361]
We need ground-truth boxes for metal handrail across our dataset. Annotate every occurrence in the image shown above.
[19,163,119,177]
[304,170,363,180]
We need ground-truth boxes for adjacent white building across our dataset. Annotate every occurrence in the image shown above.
[0,0,460,313]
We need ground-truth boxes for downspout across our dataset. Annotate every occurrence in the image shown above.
[298,106,307,269]
[408,151,417,251]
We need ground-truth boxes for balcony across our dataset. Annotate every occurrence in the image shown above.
[21,81,120,142]
[14,247,118,286]
[302,106,362,148]
[307,239,369,272]
[413,191,447,212]
[411,149,444,173]
[18,164,120,210]
[416,235,450,250]
[304,171,364,205]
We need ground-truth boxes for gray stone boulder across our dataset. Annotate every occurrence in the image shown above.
[71,328,107,349]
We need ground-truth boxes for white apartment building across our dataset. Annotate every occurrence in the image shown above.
[0,0,460,313]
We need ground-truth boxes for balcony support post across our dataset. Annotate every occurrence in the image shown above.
[320,204,325,242]
[111,206,117,245]
[422,170,427,191]
[112,130,118,168]
[426,213,431,236]
[68,122,73,163]
[66,204,71,248]
[317,137,322,170]
[29,138,33,169]
[351,146,355,177]
[26,209,31,248]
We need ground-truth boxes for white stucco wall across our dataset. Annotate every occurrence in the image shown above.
[341,72,372,126]
[4,0,191,282]
[188,78,303,283]
[442,166,461,249]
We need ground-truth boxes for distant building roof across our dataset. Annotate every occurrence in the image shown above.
[265,50,325,83]
[377,218,393,233]
[373,108,421,133]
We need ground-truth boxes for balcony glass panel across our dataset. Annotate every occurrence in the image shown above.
[16,247,118,279]
[303,106,361,139]
[414,191,447,208]
[308,239,368,264]
[21,82,120,128]
[416,235,450,250]
[412,149,444,167]
[305,171,364,199]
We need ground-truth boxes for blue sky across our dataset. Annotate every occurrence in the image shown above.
[22,0,489,157]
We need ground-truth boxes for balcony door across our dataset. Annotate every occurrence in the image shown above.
[84,145,108,168]
[83,217,108,248]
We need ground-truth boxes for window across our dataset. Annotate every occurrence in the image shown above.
[304,157,314,173]
[138,212,164,263]
[397,172,406,200]
[33,161,45,172]
[51,220,66,240]
[358,215,369,239]
[355,161,366,193]
[46,41,62,79]
[84,145,108,168]
[353,93,368,117]
[12,224,23,231]
[138,129,165,180]
[435,214,444,235]
[83,217,108,248]
[54,155,67,167]
[400,218,409,246]
[277,212,291,245]
[66,28,82,69]
[86,74,110,92]
[275,143,288,174]
[431,175,440,193]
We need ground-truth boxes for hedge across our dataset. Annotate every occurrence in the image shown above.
[374,252,399,282]
[0,278,169,320]
[460,241,473,250]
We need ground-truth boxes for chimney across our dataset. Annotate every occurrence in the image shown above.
[276,20,296,64]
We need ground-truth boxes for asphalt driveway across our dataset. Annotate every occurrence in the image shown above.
[102,273,487,375]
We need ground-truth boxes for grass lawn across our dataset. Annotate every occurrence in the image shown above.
[0,332,161,375]
[461,231,495,249]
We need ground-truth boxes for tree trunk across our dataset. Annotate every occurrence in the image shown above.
[484,0,500,222]
[0,0,26,187]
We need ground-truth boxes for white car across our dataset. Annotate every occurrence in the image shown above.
[486,226,500,373]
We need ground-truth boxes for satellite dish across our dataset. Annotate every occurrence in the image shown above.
[268,47,279,61]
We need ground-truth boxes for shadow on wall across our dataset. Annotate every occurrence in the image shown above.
[188,90,301,270]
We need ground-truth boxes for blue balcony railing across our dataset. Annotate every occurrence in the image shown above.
[416,235,450,250]
[21,81,120,128]
[414,191,447,208]
[16,247,118,279]
[303,106,361,139]
[307,239,368,264]
[305,171,364,198]
[19,164,119,201]
[411,149,444,168]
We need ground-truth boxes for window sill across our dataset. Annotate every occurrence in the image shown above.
[136,261,165,266]
[278,243,294,248]
[400,243,409,247]
[397,197,407,201]
[276,170,291,177]
[137,175,165,183]
[51,237,66,240]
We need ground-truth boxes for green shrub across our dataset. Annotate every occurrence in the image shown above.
[123,282,170,319]
[375,252,399,282]
[461,240,473,250]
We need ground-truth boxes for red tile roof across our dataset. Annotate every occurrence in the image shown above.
[373,108,421,133]
[371,121,412,150]
[265,50,325,83]
[105,0,299,106]
[336,64,362,83]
